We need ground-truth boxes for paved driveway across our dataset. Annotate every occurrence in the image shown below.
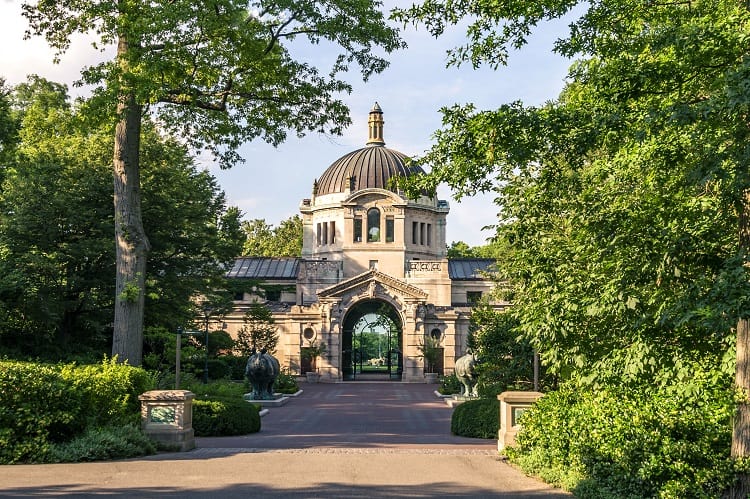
[0,382,570,498]
[196,381,495,450]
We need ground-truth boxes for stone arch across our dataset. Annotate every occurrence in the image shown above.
[340,298,403,381]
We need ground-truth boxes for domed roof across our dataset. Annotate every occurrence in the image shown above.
[315,103,425,196]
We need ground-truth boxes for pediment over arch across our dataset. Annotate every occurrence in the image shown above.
[317,269,427,301]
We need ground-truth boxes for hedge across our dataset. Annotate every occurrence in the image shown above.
[0,358,154,464]
[193,398,261,436]
[451,398,499,439]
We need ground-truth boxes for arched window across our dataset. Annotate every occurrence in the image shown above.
[367,208,380,242]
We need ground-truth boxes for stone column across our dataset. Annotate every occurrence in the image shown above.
[402,301,425,382]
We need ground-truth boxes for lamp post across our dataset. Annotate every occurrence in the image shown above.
[175,327,182,389]
[202,310,210,384]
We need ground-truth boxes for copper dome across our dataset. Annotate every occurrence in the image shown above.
[315,103,425,196]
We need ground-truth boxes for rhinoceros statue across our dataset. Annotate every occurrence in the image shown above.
[454,352,479,398]
[245,348,280,400]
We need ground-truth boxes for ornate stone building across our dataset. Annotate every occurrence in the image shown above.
[224,104,503,382]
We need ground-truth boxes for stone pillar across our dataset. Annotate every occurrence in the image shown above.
[402,302,424,382]
[497,391,544,452]
[139,390,195,452]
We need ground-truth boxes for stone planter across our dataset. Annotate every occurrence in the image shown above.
[305,371,321,383]
[424,372,439,384]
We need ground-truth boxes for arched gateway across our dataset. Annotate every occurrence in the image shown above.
[341,299,402,381]
[223,103,505,382]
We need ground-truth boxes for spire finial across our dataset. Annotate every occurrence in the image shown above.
[366,102,385,146]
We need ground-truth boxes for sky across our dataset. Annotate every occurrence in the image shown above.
[0,1,575,247]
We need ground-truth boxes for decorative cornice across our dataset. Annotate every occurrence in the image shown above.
[317,269,428,300]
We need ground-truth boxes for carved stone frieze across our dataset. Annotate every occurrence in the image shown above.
[299,260,342,279]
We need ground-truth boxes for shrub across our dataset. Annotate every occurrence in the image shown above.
[61,357,155,427]
[223,354,248,380]
[451,398,499,439]
[439,373,462,395]
[275,368,299,394]
[205,358,231,380]
[183,378,247,399]
[192,398,261,436]
[47,425,156,463]
[0,358,154,464]
[0,361,80,463]
[507,372,736,498]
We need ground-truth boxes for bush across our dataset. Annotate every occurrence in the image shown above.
[0,358,154,464]
[439,373,462,395]
[61,357,155,428]
[183,378,247,399]
[451,398,499,439]
[47,425,156,463]
[223,355,248,380]
[192,398,261,436]
[507,372,736,498]
[205,358,231,380]
[275,368,299,394]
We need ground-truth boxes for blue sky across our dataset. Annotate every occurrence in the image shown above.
[0,1,574,247]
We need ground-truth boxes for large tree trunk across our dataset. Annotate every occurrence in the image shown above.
[111,33,149,366]
[728,191,750,498]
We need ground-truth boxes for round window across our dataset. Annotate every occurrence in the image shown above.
[303,328,315,340]
[430,328,442,340]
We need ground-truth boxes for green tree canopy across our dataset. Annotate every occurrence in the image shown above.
[0,76,242,360]
[395,1,750,492]
[242,214,303,257]
[23,0,404,365]
[235,302,279,355]
[446,240,501,259]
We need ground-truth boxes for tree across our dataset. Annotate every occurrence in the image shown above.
[395,1,750,493]
[417,336,441,374]
[23,0,404,366]
[0,76,242,360]
[0,78,18,169]
[446,240,501,259]
[242,215,303,257]
[468,304,540,395]
[235,301,279,355]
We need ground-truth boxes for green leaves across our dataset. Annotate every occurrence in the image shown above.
[509,371,736,496]
[241,215,302,257]
[397,0,750,385]
[0,77,244,358]
[23,0,405,168]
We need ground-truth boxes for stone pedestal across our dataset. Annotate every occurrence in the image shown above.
[497,391,544,452]
[243,394,290,407]
[139,390,195,452]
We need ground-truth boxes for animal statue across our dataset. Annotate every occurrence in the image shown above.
[454,352,479,398]
[245,348,280,400]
